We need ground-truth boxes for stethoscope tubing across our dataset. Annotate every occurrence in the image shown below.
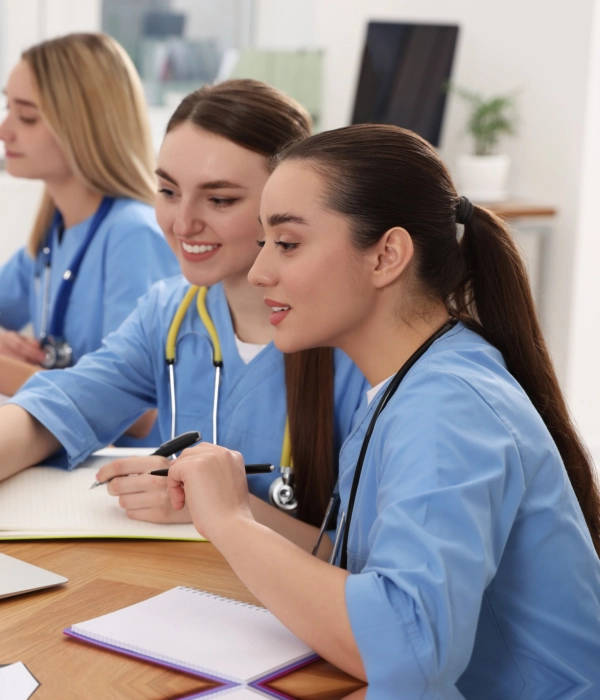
[38,197,115,344]
[337,319,458,570]
[166,285,293,511]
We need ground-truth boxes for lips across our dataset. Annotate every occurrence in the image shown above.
[179,240,221,262]
[264,299,291,326]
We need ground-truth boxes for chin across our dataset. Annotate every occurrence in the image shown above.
[273,329,329,354]
[180,266,223,289]
[272,332,307,354]
[4,163,32,178]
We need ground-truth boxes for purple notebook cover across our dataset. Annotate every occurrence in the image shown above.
[64,626,318,699]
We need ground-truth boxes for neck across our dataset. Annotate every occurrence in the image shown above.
[341,298,450,387]
[46,175,103,229]
[222,274,274,345]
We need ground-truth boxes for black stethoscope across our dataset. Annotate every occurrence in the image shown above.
[37,196,115,369]
[313,319,458,568]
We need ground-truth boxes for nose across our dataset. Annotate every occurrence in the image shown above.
[248,242,277,288]
[0,112,13,143]
[172,201,204,238]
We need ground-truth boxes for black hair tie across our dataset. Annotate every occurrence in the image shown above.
[456,196,474,225]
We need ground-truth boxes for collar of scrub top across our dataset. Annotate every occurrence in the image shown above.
[313,318,459,569]
[164,285,292,471]
[38,196,115,344]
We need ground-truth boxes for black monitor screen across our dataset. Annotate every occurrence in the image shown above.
[352,22,459,147]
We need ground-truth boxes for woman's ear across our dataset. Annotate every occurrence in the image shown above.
[369,227,414,289]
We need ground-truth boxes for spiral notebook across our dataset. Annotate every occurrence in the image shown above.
[64,586,317,699]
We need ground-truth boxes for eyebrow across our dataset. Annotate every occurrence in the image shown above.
[266,213,309,227]
[13,98,38,108]
[1,91,39,109]
[155,169,246,191]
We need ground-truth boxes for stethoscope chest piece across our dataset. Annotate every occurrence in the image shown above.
[268,466,297,513]
[40,337,73,369]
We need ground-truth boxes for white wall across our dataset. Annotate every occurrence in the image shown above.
[0,0,101,87]
[567,0,600,462]
[255,0,596,387]
[0,0,101,263]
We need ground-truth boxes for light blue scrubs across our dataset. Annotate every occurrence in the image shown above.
[338,323,600,699]
[0,197,178,362]
[10,277,367,501]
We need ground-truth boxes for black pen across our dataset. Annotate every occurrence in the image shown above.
[90,431,202,488]
[149,463,275,477]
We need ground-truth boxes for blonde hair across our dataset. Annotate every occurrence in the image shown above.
[22,33,156,255]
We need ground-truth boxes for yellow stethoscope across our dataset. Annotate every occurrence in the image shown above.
[165,285,296,511]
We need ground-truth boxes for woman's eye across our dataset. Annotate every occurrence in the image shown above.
[256,240,265,248]
[210,197,238,208]
[18,116,37,125]
[158,187,176,198]
[274,241,298,252]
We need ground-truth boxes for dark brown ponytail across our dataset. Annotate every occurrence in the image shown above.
[168,79,336,525]
[275,123,600,553]
[285,349,335,525]
[454,207,600,553]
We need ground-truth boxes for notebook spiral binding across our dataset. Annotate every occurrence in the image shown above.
[179,586,270,613]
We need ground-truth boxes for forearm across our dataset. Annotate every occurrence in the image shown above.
[0,404,60,481]
[123,409,158,439]
[0,356,39,396]
[212,516,366,681]
[248,494,332,559]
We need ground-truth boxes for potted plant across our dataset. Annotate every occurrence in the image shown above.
[451,87,518,202]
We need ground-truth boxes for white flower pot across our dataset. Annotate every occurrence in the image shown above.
[455,154,510,203]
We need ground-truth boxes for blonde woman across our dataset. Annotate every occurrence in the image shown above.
[0,33,178,426]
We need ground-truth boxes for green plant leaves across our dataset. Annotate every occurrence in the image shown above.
[448,85,518,156]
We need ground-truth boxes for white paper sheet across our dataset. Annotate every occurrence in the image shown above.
[0,662,39,700]
[0,449,205,541]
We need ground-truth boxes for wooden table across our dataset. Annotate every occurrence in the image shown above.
[0,539,365,699]
[484,200,556,220]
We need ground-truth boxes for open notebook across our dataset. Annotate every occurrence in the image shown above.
[0,449,205,541]
[64,586,317,699]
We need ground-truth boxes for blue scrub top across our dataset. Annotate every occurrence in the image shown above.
[10,277,368,501]
[337,323,600,698]
[0,197,179,362]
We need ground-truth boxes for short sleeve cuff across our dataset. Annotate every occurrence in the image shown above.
[345,570,430,693]
[9,379,103,469]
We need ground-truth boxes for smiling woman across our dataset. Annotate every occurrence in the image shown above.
[0,80,366,552]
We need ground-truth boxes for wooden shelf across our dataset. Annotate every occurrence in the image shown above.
[481,201,557,219]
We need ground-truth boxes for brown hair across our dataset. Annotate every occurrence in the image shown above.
[275,123,600,552]
[167,79,333,525]
[22,33,156,255]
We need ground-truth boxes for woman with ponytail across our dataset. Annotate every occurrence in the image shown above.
[167,124,600,697]
[0,81,365,549]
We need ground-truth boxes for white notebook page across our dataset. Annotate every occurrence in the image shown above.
[210,687,274,699]
[70,586,314,684]
[0,450,205,540]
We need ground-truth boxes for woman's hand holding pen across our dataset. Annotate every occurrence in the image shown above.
[95,456,193,524]
[167,443,254,543]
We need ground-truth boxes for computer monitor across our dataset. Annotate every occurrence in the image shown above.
[143,11,186,38]
[352,21,459,147]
